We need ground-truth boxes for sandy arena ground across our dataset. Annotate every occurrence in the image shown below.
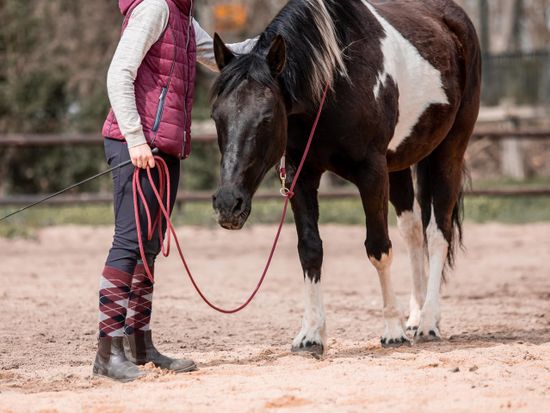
[0,222,549,412]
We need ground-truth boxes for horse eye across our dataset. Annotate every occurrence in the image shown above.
[258,116,272,128]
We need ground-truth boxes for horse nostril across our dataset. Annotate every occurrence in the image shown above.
[233,197,244,215]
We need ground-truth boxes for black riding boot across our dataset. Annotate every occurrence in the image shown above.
[93,336,146,382]
[124,330,197,373]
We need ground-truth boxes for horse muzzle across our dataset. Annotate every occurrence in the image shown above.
[212,186,251,230]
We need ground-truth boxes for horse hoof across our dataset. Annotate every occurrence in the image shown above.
[414,329,442,343]
[380,336,411,348]
[291,343,324,357]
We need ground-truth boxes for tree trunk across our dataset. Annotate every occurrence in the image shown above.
[499,0,526,179]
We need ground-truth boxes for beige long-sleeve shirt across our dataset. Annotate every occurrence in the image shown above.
[106,0,256,148]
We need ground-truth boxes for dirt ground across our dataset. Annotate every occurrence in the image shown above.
[0,222,549,412]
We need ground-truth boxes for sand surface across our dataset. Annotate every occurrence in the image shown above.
[0,223,549,412]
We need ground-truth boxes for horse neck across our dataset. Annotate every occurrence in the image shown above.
[259,0,350,107]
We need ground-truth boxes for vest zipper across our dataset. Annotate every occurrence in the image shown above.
[152,86,168,132]
[182,0,194,159]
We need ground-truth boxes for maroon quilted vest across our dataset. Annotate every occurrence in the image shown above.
[102,0,196,159]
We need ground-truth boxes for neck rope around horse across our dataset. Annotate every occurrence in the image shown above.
[133,85,329,314]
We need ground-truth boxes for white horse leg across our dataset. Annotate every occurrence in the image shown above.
[396,202,427,331]
[371,251,410,346]
[291,272,327,354]
[416,206,448,340]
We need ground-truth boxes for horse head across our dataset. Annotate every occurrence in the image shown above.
[211,34,288,230]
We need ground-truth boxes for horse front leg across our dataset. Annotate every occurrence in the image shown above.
[390,169,426,332]
[289,169,326,356]
[357,157,410,347]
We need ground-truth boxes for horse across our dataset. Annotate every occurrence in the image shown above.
[210,0,481,354]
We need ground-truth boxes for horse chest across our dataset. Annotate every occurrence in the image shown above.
[363,1,449,151]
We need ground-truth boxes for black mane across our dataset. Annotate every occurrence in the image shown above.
[212,0,364,104]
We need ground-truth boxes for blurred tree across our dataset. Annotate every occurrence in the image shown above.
[0,0,120,133]
[0,0,120,194]
[456,0,550,53]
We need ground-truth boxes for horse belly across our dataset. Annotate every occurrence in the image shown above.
[386,104,457,172]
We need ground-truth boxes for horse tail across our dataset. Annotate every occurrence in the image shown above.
[449,166,468,270]
[438,1,479,269]
[413,1,479,282]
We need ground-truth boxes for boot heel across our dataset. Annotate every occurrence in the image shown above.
[93,337,146,382]
[125,330,197,373]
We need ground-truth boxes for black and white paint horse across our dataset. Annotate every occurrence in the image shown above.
[211,0,481,353]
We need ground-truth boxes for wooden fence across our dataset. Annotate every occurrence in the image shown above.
[1,127,549,206]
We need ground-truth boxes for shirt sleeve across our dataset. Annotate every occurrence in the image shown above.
[194,19,258,72]
[106,0,169,148]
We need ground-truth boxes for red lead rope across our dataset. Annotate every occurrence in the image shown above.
[132,85,329,314]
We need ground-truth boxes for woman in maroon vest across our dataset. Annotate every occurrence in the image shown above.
[95,0,255,382]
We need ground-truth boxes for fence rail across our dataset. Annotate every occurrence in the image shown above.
[0,132,218,146]
[1,128,550,206]
[1,187,550,207]
[1,128,550,147]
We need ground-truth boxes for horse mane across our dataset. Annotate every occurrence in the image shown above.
[212,0,360,105]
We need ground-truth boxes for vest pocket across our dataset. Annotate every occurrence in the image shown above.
[152,86,168,132]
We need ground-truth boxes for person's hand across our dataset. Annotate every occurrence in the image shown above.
[129,144,155,169]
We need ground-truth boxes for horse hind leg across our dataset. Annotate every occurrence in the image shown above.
[390,169,427,333]
[414,126,470,342]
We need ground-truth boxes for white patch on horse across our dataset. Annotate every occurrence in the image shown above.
[305,0,348,98]
[362,1,449,151]
[396,201,426,331]
[417,205,448,339]
[369,251,409,345]
[372,73,385,99]
[292,273,327,353]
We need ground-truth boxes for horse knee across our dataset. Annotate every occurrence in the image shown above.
[365,238,392,263]
[298,237,323,274]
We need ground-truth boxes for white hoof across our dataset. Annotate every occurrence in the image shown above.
[415,304,441,342]
[291,323,326,355]
[406,307,422,332]
[381,317,410,347]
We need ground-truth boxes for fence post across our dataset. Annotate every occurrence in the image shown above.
[501,116,526,179]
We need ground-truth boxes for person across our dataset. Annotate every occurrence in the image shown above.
[94,0,255,382]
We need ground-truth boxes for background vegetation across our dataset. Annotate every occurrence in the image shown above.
[0,0,549,231]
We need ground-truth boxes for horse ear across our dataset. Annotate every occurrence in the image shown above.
[266,35,286,76]
[214,33,236,70]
